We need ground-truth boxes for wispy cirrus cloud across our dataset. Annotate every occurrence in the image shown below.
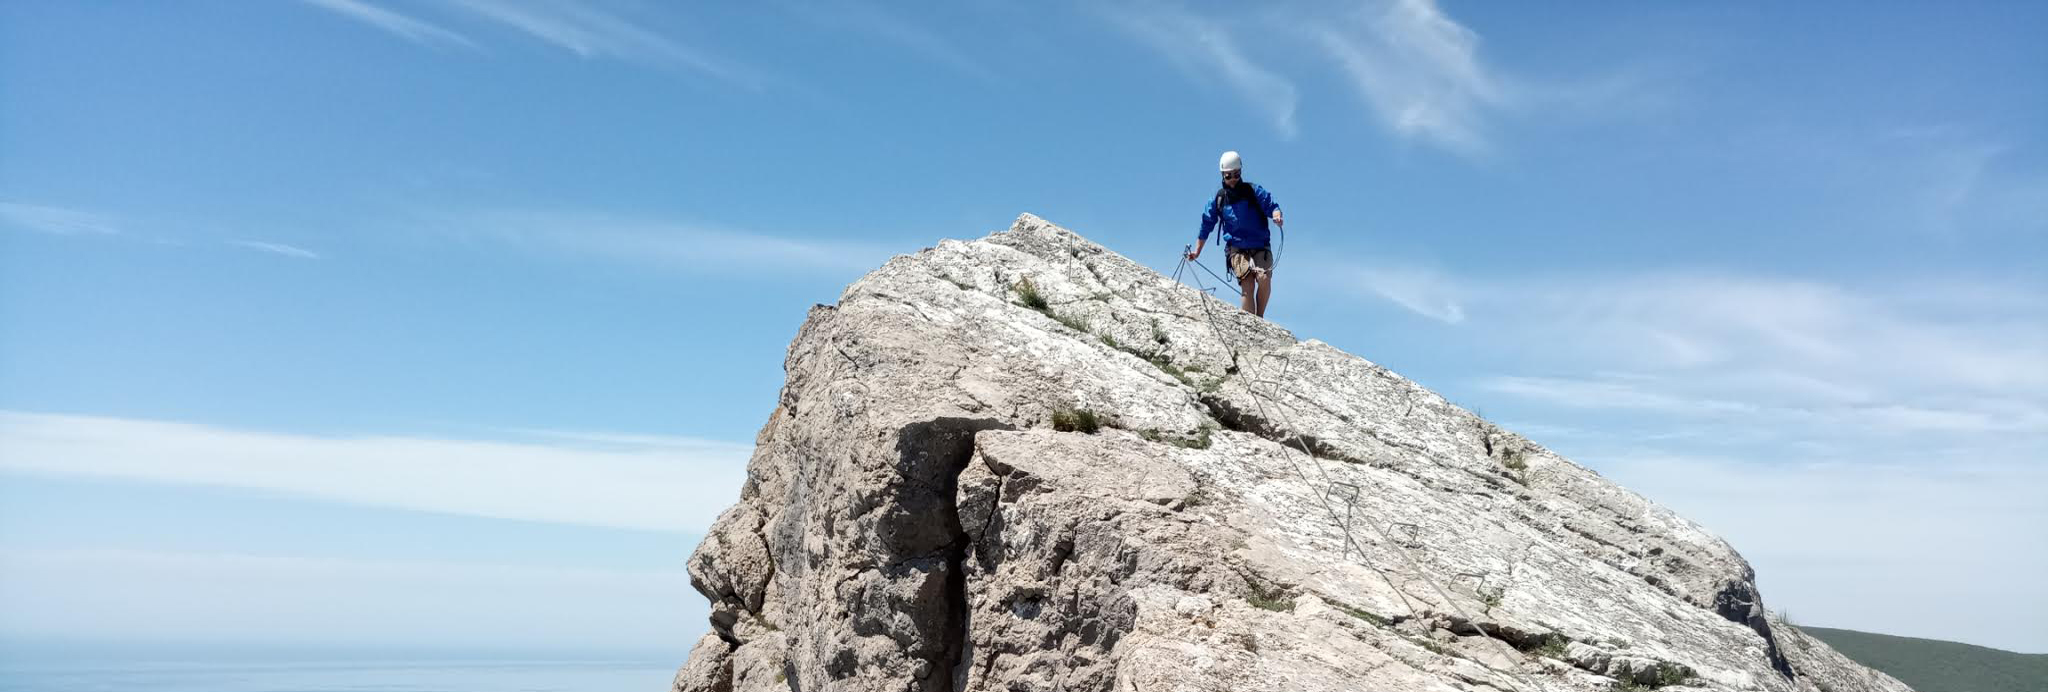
[1098,0,1643,155]
[0,548,697,648]
[1906,135,2037,238]
[1593,451,2048,652]
[1328,265,2048,397]
[1480,375,1761,417]
[1345,263,1468,323]
[297,0,761,86]
[1,202,327,257]
[1313,255,2048,451]
[456,209,898,276]
[228,239,322,259]
[0,411,752,533]
[299,0,477,49]
[0,201,123,236]
[1312,256,2046,652]
[1098,3,1299,139]
[781,1,1003,84]
[443,0,760,87]
[1480,374,2048,435]
[1310,0,1508,156]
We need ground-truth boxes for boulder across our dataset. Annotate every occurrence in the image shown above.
[673,214,1912,692]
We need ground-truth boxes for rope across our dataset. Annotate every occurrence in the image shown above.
[1174,256,1537,692]
[1179,213,1283,297]
[1273,222,1285,270]
[1173,255,1402,602]
[1179,247,1241,296]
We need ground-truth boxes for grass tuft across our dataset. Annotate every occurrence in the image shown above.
[1140,423,1217,450]
[1176,423,1217,450]
[1611,665,1692,690]
[1503,447,1529,473]
[1014,278,1049,312]
[1053,310,1091,333]
[1147,353,1191,384]
[1244,580,1296,612]
[1050,407,1101,434]
[1013,277,1095,336]
[1338,604,1388,627]
[1654,667,1691,686]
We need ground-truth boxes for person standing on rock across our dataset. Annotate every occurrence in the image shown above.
[1186,150,1283,318]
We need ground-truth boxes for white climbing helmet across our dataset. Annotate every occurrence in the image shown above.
[1218,150,1243,173]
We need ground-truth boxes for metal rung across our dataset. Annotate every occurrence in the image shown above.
[1331,481,1364,558]
[1389,522,1423,549]
[1455,571,1491,596]
[1329,481,1362,505]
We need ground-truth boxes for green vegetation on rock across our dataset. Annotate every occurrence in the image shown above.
[1801,626,2048,692]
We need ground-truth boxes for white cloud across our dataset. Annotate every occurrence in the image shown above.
[0,201,122,236]
[1094,1,1663,154]
[783,1,1003,84]
[1307,262,2044,402]
[1876,125,2048,238]
[1481,374,2048,436]
[1345,263,1467,323]
[0,548,700,649]
[1098,1,1654,154]
[300,0,477,49]
[298,0,759,86]
[459,209,899,276]
[1479,375,1760,416]
[1311,0,1507,156]
[1314,257,2048,651]
[229,239,322,259]
[1389,268,2048,437]
[1919,142,2001,234]
[443,0,758,86]
[1098,3,1300,139]
[0,411,752,533]
[1399,271,2048,396]
[1593,453,2048,652]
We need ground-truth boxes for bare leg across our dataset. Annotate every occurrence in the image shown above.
[1254,270,1273,317]
[1240,274,1258,313]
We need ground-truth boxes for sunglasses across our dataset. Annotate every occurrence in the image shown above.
[1222,170,1241,180]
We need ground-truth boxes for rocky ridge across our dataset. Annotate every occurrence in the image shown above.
[675,214,1911,692]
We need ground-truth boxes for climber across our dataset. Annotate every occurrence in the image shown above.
[1185,150,1284,318]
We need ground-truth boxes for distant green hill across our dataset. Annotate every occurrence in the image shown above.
[1800,626,2047,692]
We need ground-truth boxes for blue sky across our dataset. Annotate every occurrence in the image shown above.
[2,0,2043,657]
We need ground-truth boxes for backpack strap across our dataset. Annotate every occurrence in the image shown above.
[1214,184,1268,226]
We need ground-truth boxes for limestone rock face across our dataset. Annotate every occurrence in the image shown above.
[674,215,1911,692]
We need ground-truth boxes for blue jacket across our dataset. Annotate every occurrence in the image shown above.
[1198,182,1279,249]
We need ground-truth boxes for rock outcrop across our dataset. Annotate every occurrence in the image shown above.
[673,215,1911,692]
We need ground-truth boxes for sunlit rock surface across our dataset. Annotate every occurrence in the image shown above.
[673,214,1910,692]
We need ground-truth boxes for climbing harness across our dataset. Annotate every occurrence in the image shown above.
[1175,216,1285,298]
